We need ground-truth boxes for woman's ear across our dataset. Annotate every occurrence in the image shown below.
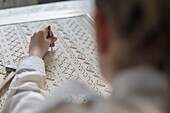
[95,9,109,54]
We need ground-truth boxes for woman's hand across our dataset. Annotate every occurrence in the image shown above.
[29,27,57,58]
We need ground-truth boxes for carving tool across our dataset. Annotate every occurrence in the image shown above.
[0,64,17,92]
[47,26,53,51]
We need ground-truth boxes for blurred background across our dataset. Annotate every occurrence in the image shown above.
[0,0,94,25]
[0,0,69,9]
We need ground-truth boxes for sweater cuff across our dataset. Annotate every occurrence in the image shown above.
[17,56,45,75]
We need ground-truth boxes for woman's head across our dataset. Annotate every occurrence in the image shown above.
[95,0,170,83]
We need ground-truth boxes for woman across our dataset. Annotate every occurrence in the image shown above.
[1,0,169,113]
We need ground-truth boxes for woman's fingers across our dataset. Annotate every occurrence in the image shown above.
[50,30,54,37]
[52,37,57,42]
[46,37,57,47]
[47,37,57,42]
[51,37,57,47]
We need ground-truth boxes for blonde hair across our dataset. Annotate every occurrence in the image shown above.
[96,0,170,76]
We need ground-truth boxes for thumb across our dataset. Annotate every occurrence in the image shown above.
[46,37,57,43]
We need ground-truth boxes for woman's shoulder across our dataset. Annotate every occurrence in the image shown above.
[111,65,170,113]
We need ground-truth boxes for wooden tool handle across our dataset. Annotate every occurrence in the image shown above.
[0,71,16,92]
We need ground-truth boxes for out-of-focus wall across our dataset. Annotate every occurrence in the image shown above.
[0,0,38,9]
[39,0,66,4]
